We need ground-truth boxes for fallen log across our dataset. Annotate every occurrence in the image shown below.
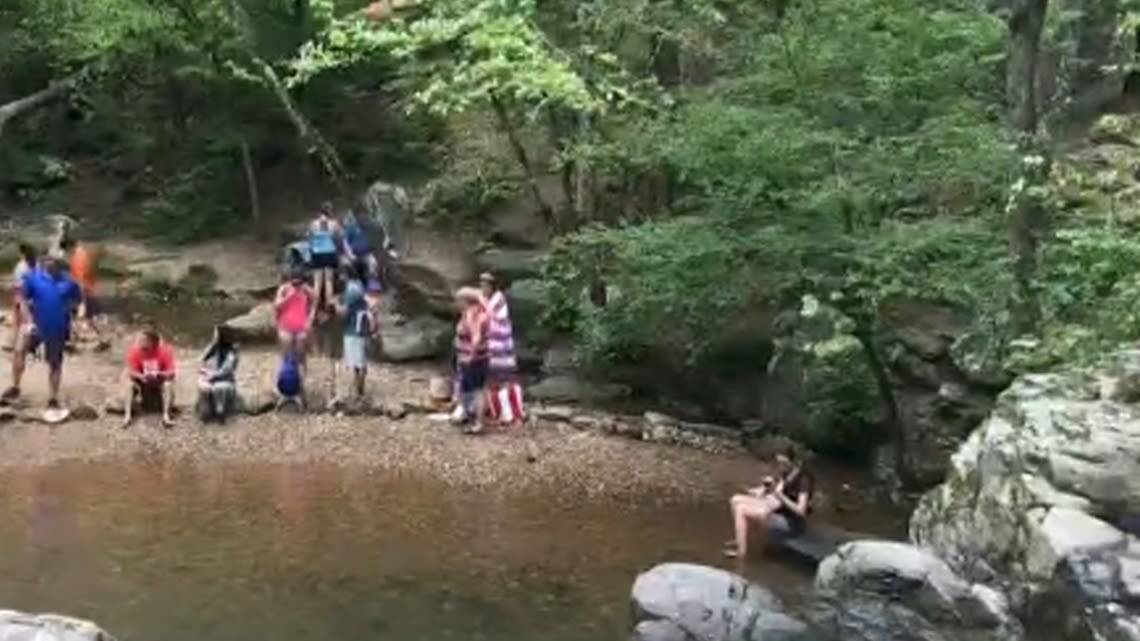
[0,72,83,138]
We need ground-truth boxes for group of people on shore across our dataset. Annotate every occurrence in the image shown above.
[2,229,184,428]
[0,204,520,433]
[4,214,812,561]
[268,202,520,434]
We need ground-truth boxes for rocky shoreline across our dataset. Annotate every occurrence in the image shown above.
[631,348,1140,641]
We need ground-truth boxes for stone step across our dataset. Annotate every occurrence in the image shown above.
[767,523,884,566]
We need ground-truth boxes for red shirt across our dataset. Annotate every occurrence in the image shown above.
[126,341,176,378]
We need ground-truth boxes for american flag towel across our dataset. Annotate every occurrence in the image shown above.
[487,291,517,373]
[487,382,525,424]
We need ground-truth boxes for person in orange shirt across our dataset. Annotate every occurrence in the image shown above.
[66,239,109,351]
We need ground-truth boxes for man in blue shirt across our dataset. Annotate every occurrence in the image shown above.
[20,254,81,409]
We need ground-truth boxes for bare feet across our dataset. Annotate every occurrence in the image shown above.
[161,414,174,429]
[120,415,133,430]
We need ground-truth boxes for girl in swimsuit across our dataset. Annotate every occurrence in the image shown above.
[274,271,316,374]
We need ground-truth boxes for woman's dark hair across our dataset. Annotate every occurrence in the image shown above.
[18,243,36,262]
[204,324,236,360]
[215,324,235,348]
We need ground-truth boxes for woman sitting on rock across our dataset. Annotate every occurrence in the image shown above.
[725,446,814,559]
[197,324,239,423]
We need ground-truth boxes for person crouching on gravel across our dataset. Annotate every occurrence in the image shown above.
[121,324,176,429]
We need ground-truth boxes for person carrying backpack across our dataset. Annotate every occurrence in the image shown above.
[337,279,376,402]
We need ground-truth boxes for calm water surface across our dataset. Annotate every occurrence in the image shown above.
[0,457,846,641]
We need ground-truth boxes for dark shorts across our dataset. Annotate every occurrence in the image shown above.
[132,380,167,412]
[26,331,67,370]
[772,509,807,538]
[459,359,489,394]
[311,252,339,270]
[81,295,101,319]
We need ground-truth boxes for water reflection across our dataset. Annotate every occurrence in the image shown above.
[0,458,827,641]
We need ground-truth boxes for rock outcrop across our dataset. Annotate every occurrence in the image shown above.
[0,610,116,641]
[223,302,452,362]
[911,349,1140,640]
[812,541,1018,640]
[631,563,811,641]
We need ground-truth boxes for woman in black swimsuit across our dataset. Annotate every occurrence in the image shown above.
[725,446,814,559]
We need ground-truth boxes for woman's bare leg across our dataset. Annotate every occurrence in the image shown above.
[728,494,778,558]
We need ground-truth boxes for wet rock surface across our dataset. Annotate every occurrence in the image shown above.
[911,348,1140,641]
[813,541,1018,639]
[631,563,812,641]
[0,610,116,641]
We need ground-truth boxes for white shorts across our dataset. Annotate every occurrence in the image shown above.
[343,335,368,370]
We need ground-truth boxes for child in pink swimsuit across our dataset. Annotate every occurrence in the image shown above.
[274,273,314,369]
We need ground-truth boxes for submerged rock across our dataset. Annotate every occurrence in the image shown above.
[0,610,117,641]
[911,348,1140,640]
[631,563,812,641]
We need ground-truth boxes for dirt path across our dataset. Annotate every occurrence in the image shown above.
[0,320,772,503]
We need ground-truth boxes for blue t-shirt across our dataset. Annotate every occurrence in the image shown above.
[22,270,80,340]
[344,222,370,256]
[308,220,337,255]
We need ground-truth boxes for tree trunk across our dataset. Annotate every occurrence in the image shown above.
[1006,0,1050,336]
[490,94,554,226]
[0,74,80,139]
[573,110,594,225]
[853,327,916,489]
[255,58,350,199]
[240,139,261,224]
[1007,0,1049,133]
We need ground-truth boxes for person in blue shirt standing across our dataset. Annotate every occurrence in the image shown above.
[19,253,81,409]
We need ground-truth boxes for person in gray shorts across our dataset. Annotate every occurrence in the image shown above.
[339,280,375,402]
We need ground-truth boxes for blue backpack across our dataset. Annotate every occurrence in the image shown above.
[276,353,303,398]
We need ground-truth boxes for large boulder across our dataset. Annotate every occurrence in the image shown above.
[910,349,1140,640]
[505,278,544,338]
[814,541,1015,633]
[376,314,452,362]
[225,302,276,343]
[876,299,1005,488]
[631,563,812,641]
[527,375,630,405]
[474,248,544,283]
[0,610,117,641]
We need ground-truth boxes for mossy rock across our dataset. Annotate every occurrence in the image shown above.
[1089,114,1140,147]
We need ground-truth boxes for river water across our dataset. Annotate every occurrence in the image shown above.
[0,457,903,641]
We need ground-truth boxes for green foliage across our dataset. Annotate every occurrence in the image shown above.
[800,333,886,458]
[1007,227,1140,370]
[546,0,1017,369]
